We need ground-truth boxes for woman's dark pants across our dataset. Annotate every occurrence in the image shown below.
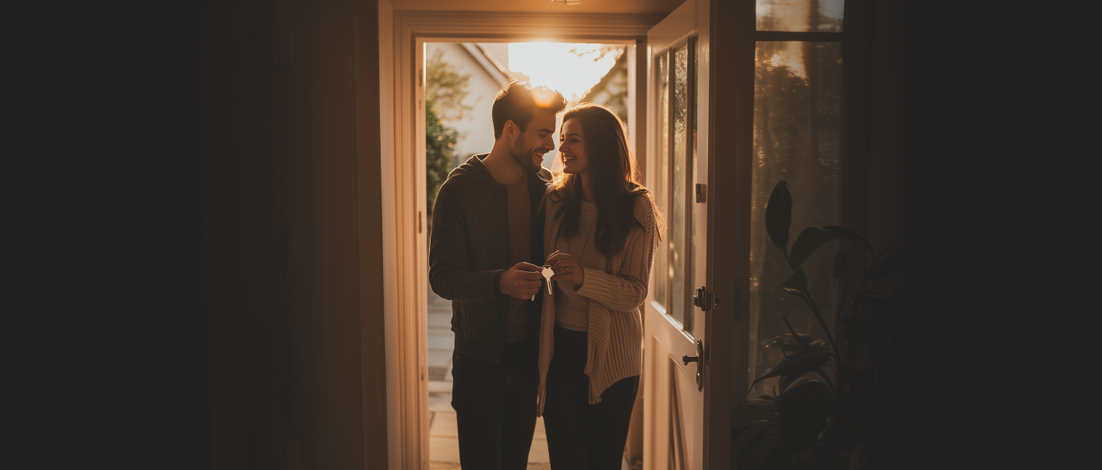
[543,325,639,470]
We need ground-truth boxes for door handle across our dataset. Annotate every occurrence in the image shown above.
[680,340,704,391]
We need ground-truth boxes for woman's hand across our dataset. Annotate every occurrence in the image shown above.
[546,250,585,286]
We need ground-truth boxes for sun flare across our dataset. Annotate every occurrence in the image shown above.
[508,42,622,103]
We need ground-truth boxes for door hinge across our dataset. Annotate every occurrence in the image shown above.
[695,183,705,203]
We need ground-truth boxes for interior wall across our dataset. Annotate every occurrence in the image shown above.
[187,0,388,467]
[862,1,946,466]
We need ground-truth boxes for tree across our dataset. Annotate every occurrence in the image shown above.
[426,48,474,122]
[426,98,459,224]
[425,47,473,231]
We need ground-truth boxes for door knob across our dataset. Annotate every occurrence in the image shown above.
[679,340,705,391]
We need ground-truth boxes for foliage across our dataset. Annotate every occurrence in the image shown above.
[426,48,474,122]
[426,98,458,220]
[732,180,913,470]
[425,48,471,223]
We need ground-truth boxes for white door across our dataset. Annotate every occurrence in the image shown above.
[642,1,713,468]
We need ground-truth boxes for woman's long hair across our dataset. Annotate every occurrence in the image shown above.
[550,103,664,259]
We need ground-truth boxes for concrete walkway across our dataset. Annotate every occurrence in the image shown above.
[427,290,551,470]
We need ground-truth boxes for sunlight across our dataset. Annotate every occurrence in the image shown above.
[508,42,622,103]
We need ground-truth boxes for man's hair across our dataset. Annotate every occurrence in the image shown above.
[491,81,566,139]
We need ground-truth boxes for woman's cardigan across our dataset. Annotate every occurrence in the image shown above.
[536,193,659,415]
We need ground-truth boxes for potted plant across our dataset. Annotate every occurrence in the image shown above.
[731,180,913,470]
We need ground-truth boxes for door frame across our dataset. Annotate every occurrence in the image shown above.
[378,4,740,469]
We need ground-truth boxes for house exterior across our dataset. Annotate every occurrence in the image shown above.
[425,42,527,167]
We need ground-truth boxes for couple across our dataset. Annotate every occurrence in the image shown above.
[429,81,662,470]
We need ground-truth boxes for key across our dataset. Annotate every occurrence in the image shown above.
[530,265,555,301]
[542,265,555,294]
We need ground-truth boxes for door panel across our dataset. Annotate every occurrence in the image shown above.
[643,0,705,468]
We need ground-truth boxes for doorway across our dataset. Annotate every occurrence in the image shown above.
[378,5,741,469]
[421,40,636,470]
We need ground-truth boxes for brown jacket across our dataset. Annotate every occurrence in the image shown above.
[536,192,659,414]
[428,154,552,364]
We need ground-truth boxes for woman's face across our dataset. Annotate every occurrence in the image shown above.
[559,118,589,175]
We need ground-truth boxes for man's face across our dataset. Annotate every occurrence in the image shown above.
[509,108,557,173]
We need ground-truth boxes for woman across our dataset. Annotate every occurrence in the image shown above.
[536,103,662,469]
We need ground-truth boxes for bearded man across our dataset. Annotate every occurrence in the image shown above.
[428,81,566,470]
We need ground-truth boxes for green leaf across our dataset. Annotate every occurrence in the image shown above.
[733,393,779,429]
[765,181,792,253]
[850,444,871,470]
[777,333,826,353]
[780,370,823,394]
[744,433,781,470]
[732,408,779,430]
[788,227,834,269]
[789,225,871,270]
[733,421,778,470]
[822,225,873,256]
[781,266,808,295]
[778,381,834,457]
[871,248,913,280]
[751,348,833,389]
[833,250,847,279]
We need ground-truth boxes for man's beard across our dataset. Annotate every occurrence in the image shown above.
[511,142,543,173]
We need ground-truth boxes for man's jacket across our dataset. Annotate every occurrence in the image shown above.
[428,154,551,364]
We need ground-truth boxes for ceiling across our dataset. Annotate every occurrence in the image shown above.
[388,0,687,15]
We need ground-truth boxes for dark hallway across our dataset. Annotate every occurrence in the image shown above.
[8,1,1070,469]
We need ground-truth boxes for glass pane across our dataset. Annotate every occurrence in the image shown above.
[756,0,844,32]
[748,41,842,390]
[653,52,669,307]
[688,37,698,335]
[669,43,689,327]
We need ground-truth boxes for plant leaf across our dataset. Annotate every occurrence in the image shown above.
[788,227,834,269]
[751,348,833,388]
[743,433,781,470]
[765,181,792,253]
[778,381,834,458]
[871,248,913,280]
[851,444,870,470]
[822,225,873,256]
[777,333,825,353]
[780,266,808,295]
[732,421,778,470]
[780,370,823,394]
[731,409,779,430]
[833,250,847,279]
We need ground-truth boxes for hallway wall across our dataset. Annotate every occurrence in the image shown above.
[186,0,387,467]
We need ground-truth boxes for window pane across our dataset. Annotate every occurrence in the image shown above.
[669,43,689,327]
[756,0,844,32]
[748,41,842,389]
[653,52,669,307]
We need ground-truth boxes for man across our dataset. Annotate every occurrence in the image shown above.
[429,81,566,469]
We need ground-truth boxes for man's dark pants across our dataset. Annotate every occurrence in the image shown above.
[451,338,539,470]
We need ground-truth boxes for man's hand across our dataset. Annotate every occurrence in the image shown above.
[500,262,545,300]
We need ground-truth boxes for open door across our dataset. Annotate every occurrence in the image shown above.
[642,1,720,468]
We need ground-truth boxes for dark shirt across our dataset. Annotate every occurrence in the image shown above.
[428,154,550,364]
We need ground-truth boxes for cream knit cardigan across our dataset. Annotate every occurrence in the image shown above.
[536,193,659,415]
